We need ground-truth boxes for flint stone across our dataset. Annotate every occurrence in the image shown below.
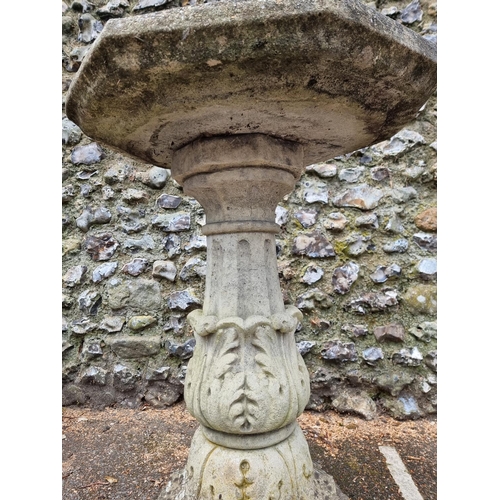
[78,13,103,43]
[76,206,112,232]
[296,341,316,356]
[156,193,182,209]
[163,234,182,257]
[403,284,437,315]
[167,289,201,311]
[80,366,107,386]
[355,213,378,229]
[63,265,87,287]
[62,117,82,145]
[164,316,186,335]
[184,234,207,252]
[385,213,405,233]
[144,383,183,408]
[332,390,377,420]
[305,162,337,178]
[332,262,359,294]
[301,265,324,285]
[84,233,119,261]
[122,258,149,276]
[392,347,423,366]
[152,260,177,281]
[341,324,368,338]
[102,186,116,200]
[108,336,162,358]
[417,258,437,280]
[403,164,426,179]
[71,142,104,165]
[180,257,206,281]
[133,0,169,12]
[414,207,437,232]
[370,264,401,283]
[362,347,384,365]
[99,315,125,333]
[83,342,103,359]
[391,186,418,203]
[107,279,163,311]
[64,46,91,72]
[370,166,391,182]
[128,315,157,331]
[61,184,76,202]
[71,0,93,12]
[374,323,405,342]
[118,207,148,234]
[292,232,335,258]
[338,166,365,183]
[294,209,318,228]
[425,350,437,372]
[146,366,170,382]
[374,372,414,396]
[71,317,97,335]
[321,340,357,362]
[346,289,398,314]
[383,238,409,253]
[409,321,437,343]
[80,184,93,197]
[413,232,437,252]
[92,262,118,283]
[123,235,156,253]
[333,184,383,210]
[113,363,140,391]
[152,212,191,232]
[122,188,148,203]
[374,129,425,156]
[136,166,170,189]
[296,289,333,311]
[381,394,422,420]
[104,164,132,185]
[167,338,196,360]
[275,205,289,226]
[302,179,329,204]
[96,0,130,20]
[399,0,423,24]
[323,212,348,231]
[78,290,102,316]
[343,233,373,256]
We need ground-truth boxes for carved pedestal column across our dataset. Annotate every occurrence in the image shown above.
[169,134,314,499]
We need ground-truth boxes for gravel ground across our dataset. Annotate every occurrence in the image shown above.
[62,402,436,500]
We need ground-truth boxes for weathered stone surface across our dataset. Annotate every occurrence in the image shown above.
[108,336,162,358]
[275,205,289,226]
[339,166,365,183]
[122,188,148,203]
[296,341,316,356]
[71,317,97,335]
[370,166,391,182]
[99,315,125,333]
[409,321,437,343]
[96,0,130,20]
[156,193,182,209]
[374,372,414,397]
[392,347,423,366]
[63,265,87,287]
[301,265,324,285]
[385,212,405,233]
[79,366,107,386]
[83,233,119,261]
[414,206,437,232]
[92,262,118,283]
[66,0,436,169]
[144,383,183,408]
[77,13,103,43]
[180,257,206,281]
[322,212,348,231]
[341,324,368,338]
[390,186,418,204]
[136,166,170,189]
[292,232,335,258]
[382,393,422,420]
[296,289,333,311]
[332,262,359,294]
[152,260,177,281]
[373,128,425,157]
[400,0,423,25]
[122,234,156,253]
[321,340,358,362]
[417,258,437,280]
[403,284,437,315]
[425,350,437,372]
[113,363,140,391]
[346,289,398,314]
[413,232,437,252]
[362,346,384,365]
[331,389,377,420]
[167,338,196,360]
[294,208,318,228]
[305,162,337,178]
[163,316,186,336]
[107,279,163,311]
[78,289,102,316]
[332,184,384,210]
[152,212,191,232]
[370,263,401,283]
[355,213,378,229]
[383,238,409,253]
[302,179,329,204]
[167,289,201,311]
[122,257,149,276]
[70,142,104,165]
[374,323,405,342]
[127,315,156,331]
[104,163,131,184]
[76,206,112,232]
[62,117,82,145]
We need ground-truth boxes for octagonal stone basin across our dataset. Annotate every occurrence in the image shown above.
[65,0,436,171]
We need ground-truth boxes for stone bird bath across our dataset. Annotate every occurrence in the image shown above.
[66,0,436,498]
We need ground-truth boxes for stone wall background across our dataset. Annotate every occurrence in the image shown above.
[62,0,437,420]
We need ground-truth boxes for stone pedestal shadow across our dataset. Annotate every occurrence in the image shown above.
[66,1,436,498]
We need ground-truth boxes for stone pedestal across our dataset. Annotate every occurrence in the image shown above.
[65,1,437,498]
